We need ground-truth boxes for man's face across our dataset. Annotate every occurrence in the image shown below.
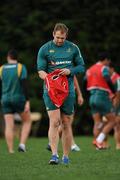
[105,59,111,66]
[53,30,67,46]
[109,67,114,75]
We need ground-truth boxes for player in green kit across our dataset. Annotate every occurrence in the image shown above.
[85,52,116,150]
[0,49,31,153]
[37,23,85,165]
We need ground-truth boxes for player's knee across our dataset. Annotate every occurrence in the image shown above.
[51,120,60,129]
[62,120,71,130]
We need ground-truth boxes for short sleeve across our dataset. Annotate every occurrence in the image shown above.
[37,46,47,72]
[102,66,110,78]
[20,64,27,79]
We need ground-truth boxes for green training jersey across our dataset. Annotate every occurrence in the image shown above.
[37,40,85,93]
[0,63,27,102]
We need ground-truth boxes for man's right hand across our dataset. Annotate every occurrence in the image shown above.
[38,70,48,80]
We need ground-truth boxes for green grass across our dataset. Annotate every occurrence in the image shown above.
[0,136,120,180]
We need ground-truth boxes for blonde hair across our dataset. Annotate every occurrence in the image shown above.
[53,23,68,35]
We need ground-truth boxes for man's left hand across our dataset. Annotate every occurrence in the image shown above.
[59,68,70,75]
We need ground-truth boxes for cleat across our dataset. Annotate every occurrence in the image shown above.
[93,140,110,150]
[71,144,80,151]
[18,146,26,152]
[94,140,104,150]
[62,156,69,165]
[46,144,52,151]
[49,155,59,165]
[9,150,15,154]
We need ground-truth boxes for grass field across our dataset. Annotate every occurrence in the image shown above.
[0,136,120,180]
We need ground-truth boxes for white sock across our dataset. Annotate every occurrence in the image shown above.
[19,144,25,150]
[96,133,106,143]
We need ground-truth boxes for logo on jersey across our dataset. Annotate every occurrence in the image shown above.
[4,65,17,69]
[50,60,71,65]
[49,49,55,53]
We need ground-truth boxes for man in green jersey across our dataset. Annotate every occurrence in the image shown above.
[85,52,116,150]
[0,49,31,153]
[37,23,85,165]
[46,75,84,152]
